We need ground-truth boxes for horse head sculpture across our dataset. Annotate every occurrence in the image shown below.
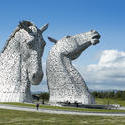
[18,21,48,85]
[48,30,100,60]
[47,30,100,105]
[0,21,48,102]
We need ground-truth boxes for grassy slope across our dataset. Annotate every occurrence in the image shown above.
[1,98,125,113]
[0,108,125,125]
[96,98,125,106]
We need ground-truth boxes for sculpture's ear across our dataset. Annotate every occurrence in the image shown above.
[40,23,49,33]
[66,35,71,38]
[48,37,57,43]
[19,21,33,33]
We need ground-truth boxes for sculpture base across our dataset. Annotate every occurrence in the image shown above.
[49,94,95,105]
[61,103,117,110]
[0,93,32,103]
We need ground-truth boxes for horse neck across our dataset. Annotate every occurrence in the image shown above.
[63,56,88,89]
[47,48,88,90]
[0,35,28,87]
[0,38,20,68]
[47,50,77,85]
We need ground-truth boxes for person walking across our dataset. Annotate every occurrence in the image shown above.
[36,103,40,110]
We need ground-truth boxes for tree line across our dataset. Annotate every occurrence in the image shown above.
[92,90,125,100]
[32,92,49,103]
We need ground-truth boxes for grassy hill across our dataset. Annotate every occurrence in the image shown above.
[0,108,125,125]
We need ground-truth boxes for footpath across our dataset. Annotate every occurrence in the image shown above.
[0,104,125,116]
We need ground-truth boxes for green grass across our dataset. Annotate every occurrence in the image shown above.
[1,101,125,113]
[96,98,125,106]
[0,108,125,125]
[1,98,125,113]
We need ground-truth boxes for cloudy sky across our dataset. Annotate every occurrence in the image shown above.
[0,0,125,92]
[77,50,125,90]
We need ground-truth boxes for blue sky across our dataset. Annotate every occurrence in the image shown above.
[0,0,125,91]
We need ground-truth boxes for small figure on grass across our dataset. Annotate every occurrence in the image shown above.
[36,103,40,110]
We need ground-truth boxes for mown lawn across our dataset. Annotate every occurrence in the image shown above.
[0,108,125,125]
[96,98,125,106]
[1,98,125,113]
[0,103,125,113]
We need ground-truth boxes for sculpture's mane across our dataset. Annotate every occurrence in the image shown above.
[1,21,33,53]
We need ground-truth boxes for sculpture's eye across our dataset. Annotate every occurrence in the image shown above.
[66,35,71,38]
[27,41,33,49]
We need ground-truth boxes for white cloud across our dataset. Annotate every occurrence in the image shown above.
[80,50,125,90]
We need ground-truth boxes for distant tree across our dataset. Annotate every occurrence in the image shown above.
[39,92,49,104]
[32,94,40,101]
[92,90,125,100]
[114,91,122,98]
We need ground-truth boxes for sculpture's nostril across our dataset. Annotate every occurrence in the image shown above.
[32,72,43,81]
[91,30,97,33]
[31,72,43,85]
[33,74,36,79]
